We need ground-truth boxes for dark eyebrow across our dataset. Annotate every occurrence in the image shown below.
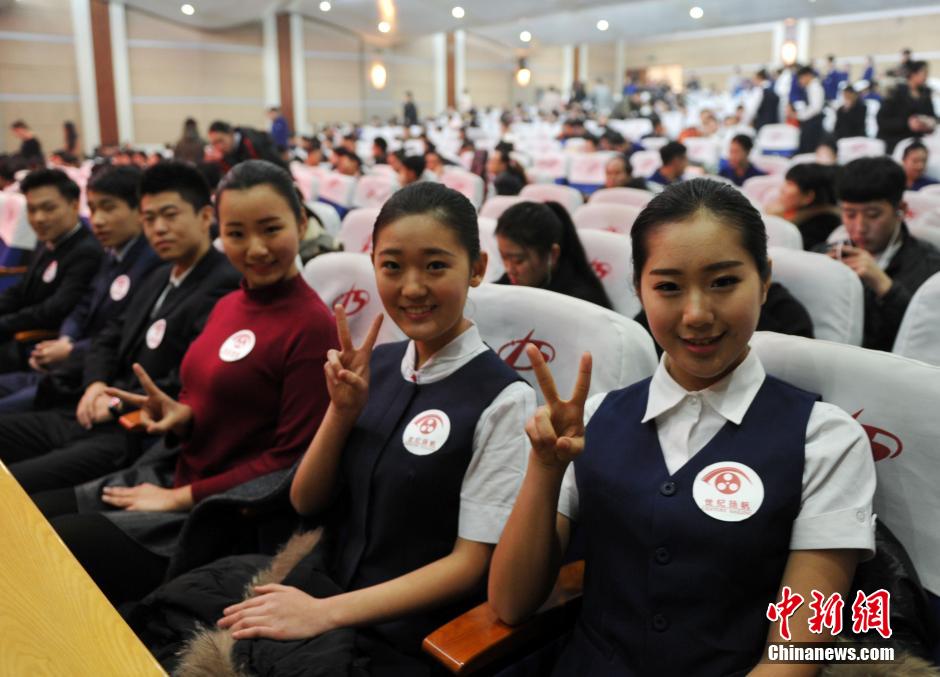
[649,260,744,276]
[377,247,457,257]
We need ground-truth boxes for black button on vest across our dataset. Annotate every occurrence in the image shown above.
[659,480,676,496]
[652,614,670,632]
[654,547,671,564]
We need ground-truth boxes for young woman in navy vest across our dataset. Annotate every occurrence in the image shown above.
[148,182,534,674]
[491,179,877,676]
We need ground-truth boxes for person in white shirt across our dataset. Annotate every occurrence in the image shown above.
[794,66,827,153]
[490,178,875,676]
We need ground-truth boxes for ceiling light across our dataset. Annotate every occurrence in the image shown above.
[378,21,391,33]
[516,67,531,87]
[370,62,387,89]
[452,6,465,19]
[689,6,704,19]
[519,30,532,43]
[596,19,609,31]
[180,3,195,15]
[319,1,331,11]
[781,40,798,65]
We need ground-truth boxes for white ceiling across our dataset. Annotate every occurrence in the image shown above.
[122,0,940,48]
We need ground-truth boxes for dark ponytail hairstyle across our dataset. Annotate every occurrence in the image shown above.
[631,178,770,287]
[215,159,305,224]
[496,200,612,308]
[373,181,480,262]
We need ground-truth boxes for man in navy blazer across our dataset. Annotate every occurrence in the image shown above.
[0,162,240,494]
[0,166,162,413]
[0,169,103,372]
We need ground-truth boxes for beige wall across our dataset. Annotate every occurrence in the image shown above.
[386,35,435,122]
[527,44,564,102]
[304,19,364,126]
[465,32,514,109]
[126,9,264,146]
[0,0,81,155]
[587,42,617,91]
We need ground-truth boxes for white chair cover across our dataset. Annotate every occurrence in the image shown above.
[755,124,800,155]
[353,174,398,209]
[309,201,342,238]
[572,203,641,236]
[318,172,358,208]
[576,229,641,318]
[903,190,940,224]
[836,136,886,165]
[750,155,791,175]
[519,184,584,214]
[762,214,804,250]
[441,170,485,209]
[0,192,36,250]
[629,150,662,178]
[302,252,405,346]
[531,153,570,182]
[477,216,505,283]
[337,207,380,254]
[768,246,864,345]
[567,152,615,188]
[892,271,940,365]
[589,187,654,209]
[479,195,525,221]
[742,174,785,209]
[290,163,320,203]
[751,331,940,595]
[467,283,657,403]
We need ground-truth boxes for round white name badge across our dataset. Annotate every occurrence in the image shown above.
[110,274,131,301]
[692,461,764,522]
[146,318,167,350]
[42,260,58,283]
[402,409,451,456]
[219,329,256,362]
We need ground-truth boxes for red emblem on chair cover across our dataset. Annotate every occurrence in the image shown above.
[853,410,903,462]
[591,259,611,279]
[497,329,556,371]
[332,286,370,316]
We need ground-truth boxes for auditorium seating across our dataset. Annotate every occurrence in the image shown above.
[467,283,657,404]
[477,216,506,283]
[572,203,640,236]
[576,229,642,318]
[352,173,397,209]
[629,150,662,178]
[441,168,486,209]
[836,136,886,165]
[566,152,614,194]
[768,246,864,345]
[337,207,379,254]
[755,123,800,157]
[588,186,653,209]
[480,195,525,220]
[892,271,940,365]
[762,214,804,250]
[742,174,784,210]
[308,200,342,238]
[519,184,584,214]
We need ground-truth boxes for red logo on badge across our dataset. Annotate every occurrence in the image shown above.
[701,466,752,495]
[591,259,611,279]
[415,413,444,434]
[332,286,370,316]
[497,329,556,371]
[852,410,902,462]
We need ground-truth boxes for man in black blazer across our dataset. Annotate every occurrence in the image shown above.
[0,166,162,413]
[0,169,103,373]
[0,162,240,494]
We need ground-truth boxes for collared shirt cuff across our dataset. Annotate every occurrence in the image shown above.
[790,507,877,561]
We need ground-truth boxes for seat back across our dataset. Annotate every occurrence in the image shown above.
[566,152,614,193]
[309,200,342,238]
[576,230,641,318]
[477,216,505,283]
[742,174,784,209]
[762,214,804,250]
[751,331,940,595]
[904,190,940,224]
[750,154,791,175]
[479,195,525,220]
[337,207,380,254]
[318,172,358,210]
[353,174,397,209]
[0,192,37,250]
[290,163,320,202]
[836,136,886,164]
[755,124,800,156]
[768,246,864,345]
[683,136,721,170]
[519,184,584,214]
[589,186,653,209]
[892,271,940,365]
[441,169,485,209]
[572,203,640,236]
[629,150,662,178]
[469,284,657,403]
[302,252,406,346]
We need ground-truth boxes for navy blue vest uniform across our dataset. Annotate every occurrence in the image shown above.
[554,375,818,676]
[328,340,522,651]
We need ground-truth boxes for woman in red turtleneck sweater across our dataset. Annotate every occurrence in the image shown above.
[36,160,338,605]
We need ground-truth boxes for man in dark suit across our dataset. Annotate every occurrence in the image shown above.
[0,169,103,373]
[0,166,161,413]
[0,162,240,494]
[206,120,286,175]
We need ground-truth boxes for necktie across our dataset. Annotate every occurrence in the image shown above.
[150,281,177,319]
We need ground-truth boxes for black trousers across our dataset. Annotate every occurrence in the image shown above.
[33,487,169,606]
[0,408,133,494]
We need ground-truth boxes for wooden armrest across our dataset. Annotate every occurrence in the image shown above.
[422,561,584,675]
[119,410,144,432]
[14,329,58,343]
[0,266,28,276]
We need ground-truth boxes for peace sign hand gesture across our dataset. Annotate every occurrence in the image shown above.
[525,344,593,469]
[325,305,383,417]
[105,363,193,437]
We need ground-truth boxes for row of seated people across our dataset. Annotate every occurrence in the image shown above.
[0,163,937,674]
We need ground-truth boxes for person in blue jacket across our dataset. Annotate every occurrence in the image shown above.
[490,179,877,676]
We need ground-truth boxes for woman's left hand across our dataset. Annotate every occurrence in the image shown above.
[217,584,339,640]
[101,483,193,512]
